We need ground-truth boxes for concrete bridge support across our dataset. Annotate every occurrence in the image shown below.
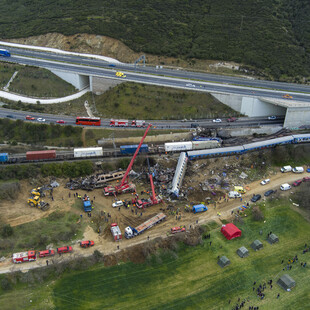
[50,69,89,90]
[90,76,124,95]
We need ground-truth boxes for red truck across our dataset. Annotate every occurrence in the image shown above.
[12,251,36,263]
[111,223,122,241]
[110,119,146,127]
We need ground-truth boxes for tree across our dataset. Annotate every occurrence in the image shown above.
[1,224,13,237]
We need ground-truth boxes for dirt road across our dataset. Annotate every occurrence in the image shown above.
[0,171,308,275]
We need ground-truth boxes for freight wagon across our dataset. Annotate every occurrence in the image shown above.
[120,144,149,155]
[26,150,56,161]
[73,147,103,158]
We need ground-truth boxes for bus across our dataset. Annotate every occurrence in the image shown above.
[76,117,101,126]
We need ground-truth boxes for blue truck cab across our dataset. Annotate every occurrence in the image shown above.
[83,200,92,212]
[192,204,208,213]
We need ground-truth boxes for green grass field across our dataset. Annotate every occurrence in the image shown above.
[0,211,85,257]
[1,199,308,309]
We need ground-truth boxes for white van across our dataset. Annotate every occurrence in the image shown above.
[112,200,123,208]
[280,183,291,191]
[281,165,292,173]
[292,167,304,173]
[228,191,241,198]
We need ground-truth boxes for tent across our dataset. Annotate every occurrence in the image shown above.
[268,233,279,244]
[277,274,296,291]
[251,240,263,251]
[237,246,249,258]
[221,223,242,240]
[218,256,230,268]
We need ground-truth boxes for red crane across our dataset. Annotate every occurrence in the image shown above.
[103,123,152,196]
[136,157,162,208]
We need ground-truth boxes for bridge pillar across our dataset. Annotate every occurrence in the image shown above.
[90,76,124,95]
[284,107,310,128]
[50,69,89,90]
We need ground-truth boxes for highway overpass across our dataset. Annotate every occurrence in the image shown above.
[1,43,310,128]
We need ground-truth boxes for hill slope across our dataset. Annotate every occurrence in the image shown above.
[0,0,309,80]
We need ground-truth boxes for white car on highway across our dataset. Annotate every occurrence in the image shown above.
[37,118,46,122]
[112,200,123,208]
[260,179,270,185]
[212,119,222,123]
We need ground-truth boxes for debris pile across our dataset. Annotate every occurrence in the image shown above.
[66,171,125,191]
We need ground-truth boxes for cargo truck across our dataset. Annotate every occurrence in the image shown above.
[0,49,11,57]
[125,213,166,239]
[111,223,122,241]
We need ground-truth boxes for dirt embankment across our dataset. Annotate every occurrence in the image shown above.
[4,33,242,74]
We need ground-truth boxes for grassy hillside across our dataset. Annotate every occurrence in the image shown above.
[0,0,309,80]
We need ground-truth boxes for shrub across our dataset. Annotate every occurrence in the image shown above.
[1,224,13,238]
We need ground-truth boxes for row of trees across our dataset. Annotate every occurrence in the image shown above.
[0,0,309,79]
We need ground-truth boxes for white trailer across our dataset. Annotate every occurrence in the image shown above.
[165,142,192,152]
[74,147,103,158]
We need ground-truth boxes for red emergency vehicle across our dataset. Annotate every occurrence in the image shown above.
[111,223,122,241]
[110,119,129,127]
[12,251,36,263]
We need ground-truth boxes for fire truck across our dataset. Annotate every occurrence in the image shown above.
[110,119,146,127]
[12,251,36,263]
[111,223,122,241]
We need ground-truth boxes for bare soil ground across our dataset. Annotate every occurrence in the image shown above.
[0,161,308,274]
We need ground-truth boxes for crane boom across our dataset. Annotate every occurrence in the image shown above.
[120,123,152,186]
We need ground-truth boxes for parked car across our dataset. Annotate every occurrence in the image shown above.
[268,116,277,120]
[38,249,55,258]
[56,120,65,124]
[80,240,95,248]
[292,179,303,187]
[112,200,123,208]
[227,117,237,122]
[307,168,310,173]
[171,226,186,234]
[26,115,35,120]
[280,183,291,191]
[212,119,222,123]
[303,176,310,182]
[37,118,46,122]
[57,246,73,254]
[264,190,274,197]
[260,179,270,185]
[251,194,261,202]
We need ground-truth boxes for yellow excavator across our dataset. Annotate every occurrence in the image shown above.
[31,186,53,197]
[28,195,50,211]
